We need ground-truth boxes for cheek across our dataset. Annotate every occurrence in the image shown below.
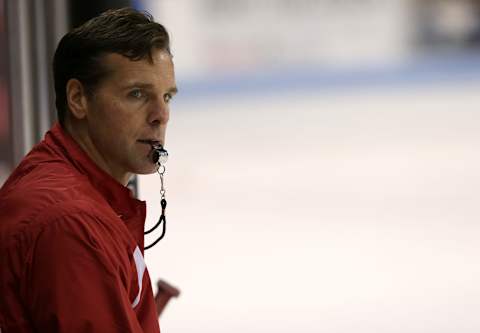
[89,97,146,146]
[95,101,131,131]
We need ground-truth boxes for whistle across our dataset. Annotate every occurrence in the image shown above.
[151,144,168,165]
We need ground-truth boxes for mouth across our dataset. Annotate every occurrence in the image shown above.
[138,139,168,164]
[138,139,163,147]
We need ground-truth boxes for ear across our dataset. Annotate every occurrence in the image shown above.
[66,78,89,120]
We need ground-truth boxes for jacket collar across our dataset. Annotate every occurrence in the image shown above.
[44,123,146,223]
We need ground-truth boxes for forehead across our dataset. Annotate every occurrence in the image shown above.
[99,50,175,86]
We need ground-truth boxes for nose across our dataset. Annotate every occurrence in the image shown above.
[147,97,169,126]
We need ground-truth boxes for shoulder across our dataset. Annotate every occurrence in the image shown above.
[0,159,109,226]
[0,204,127,294]
[0,181,124,265]
[30,209,125,272]
[1,199,116,249]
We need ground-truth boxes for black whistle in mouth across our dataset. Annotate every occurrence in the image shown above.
[151,144,168,165]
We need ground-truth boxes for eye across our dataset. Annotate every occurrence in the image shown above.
[129,89,146,99]
[163,93,173,104]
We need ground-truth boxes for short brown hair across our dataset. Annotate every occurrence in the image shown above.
[53,7,171,125]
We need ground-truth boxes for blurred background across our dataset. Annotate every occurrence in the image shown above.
[2,0,480,332]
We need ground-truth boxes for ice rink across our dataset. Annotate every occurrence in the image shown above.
[139,77,480,332]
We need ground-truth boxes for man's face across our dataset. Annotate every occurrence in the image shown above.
[83,49,176,182]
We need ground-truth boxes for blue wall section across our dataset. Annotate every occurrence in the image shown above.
[177,52,480,101]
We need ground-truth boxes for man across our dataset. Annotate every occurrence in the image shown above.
[0,8,177,332]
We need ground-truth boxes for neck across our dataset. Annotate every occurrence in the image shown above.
[63,120,131,186]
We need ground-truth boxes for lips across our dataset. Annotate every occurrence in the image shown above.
[138,139,162,146]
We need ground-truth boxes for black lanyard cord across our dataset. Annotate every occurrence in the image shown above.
[145,145,169,250]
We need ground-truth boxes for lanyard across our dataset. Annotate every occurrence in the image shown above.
[144,145,168,250]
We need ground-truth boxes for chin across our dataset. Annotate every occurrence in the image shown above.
[133,164,159,175]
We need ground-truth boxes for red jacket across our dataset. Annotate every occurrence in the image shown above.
[0,124,161,332]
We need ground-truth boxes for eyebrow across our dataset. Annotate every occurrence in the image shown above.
[123,82,178,95]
